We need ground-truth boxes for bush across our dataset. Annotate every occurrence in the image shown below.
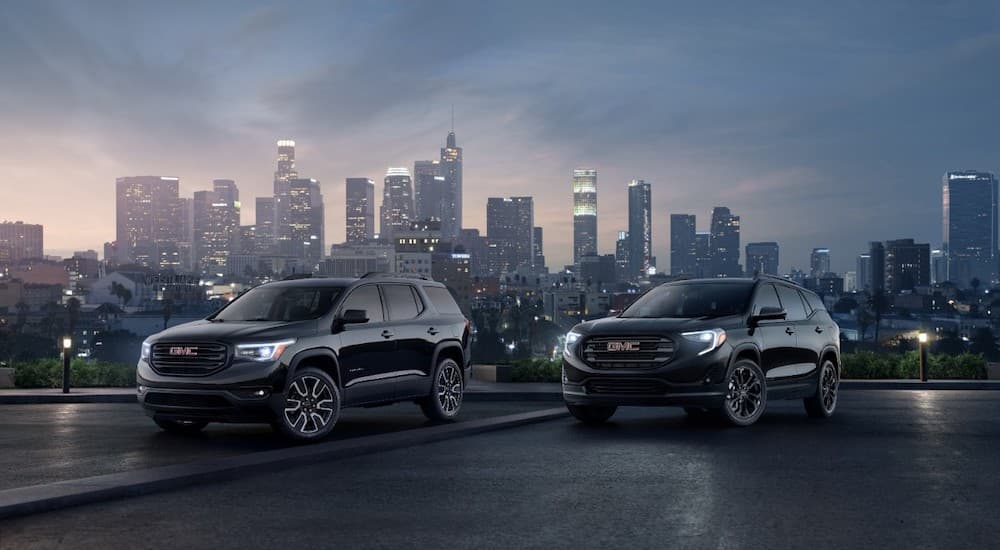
[841,352,985,380]
[510,358,561,383]
[13,359,136,388]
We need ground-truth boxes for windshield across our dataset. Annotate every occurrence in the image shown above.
[620,283,753,319]
[210,286,343,322]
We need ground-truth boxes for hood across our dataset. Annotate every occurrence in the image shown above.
[574,314,744,335]
[148,319,319,344]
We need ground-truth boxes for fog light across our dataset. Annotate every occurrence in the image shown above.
[137,385,146,395]
[253,389,269,398]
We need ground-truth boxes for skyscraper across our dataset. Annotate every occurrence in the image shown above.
[533,226,545,273]
[0,221,43,264]
[810,248,831,278]
[193,179,241,274]
[869,242,886,294]
[943,170,998,287]
[695,231,712,278]
[573,169,598,263]
[287,178,324,264]
[745,242,779,276]
[414,160,443,223]
[115,176,183,268]
[857,253,872,292]
[273,140,298,255]
[885,239,930,293]
[486,197,534,275]
[710,207,741,277]
[627,179,652,279]
[439,132,463,242]
[380,168,415,242]
[254,197,276,254]
[615,231,630,282]
[670,214,697,276]
[345,178,375,244]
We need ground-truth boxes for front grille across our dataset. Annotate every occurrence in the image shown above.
[150,342,228,376]
[585,378,667,395]
[582,336,674,369]
[144,392,232,409]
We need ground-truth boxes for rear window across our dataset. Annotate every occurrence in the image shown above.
[424,286,462,315]
[775,284,808,321]
[801,290,826,314]
[382,284,422,321]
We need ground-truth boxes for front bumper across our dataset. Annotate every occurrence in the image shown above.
[561,341,731,408]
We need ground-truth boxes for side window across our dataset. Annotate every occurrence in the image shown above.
[775,285,808,321]
[339,285,384,322]
[802,290,825,314]
[382,284,421,321]
[424,286,462,315]
[752,284,782,315]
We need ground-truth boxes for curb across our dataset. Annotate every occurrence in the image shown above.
[0,407,569,520]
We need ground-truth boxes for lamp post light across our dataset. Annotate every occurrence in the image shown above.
[61,336,72,394]
[917,332,929,382]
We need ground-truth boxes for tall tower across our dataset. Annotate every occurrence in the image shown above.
[670,214,697,276]
[273,139,298,254]
[439,131,463,242]
[414,160,443,223]
[810,248,831,278]
[115,176,183,269]
[486,196,534,275]
[943,171,998,287]
[287,178,324,264]
[345,178,375,244]
[710,207,741,278]
[627,179,652,279]
[573,169,598,264]
[193,179,241,274]
[380,168,414,242]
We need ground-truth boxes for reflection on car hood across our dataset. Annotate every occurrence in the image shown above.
[148,319,318,344]
[575,315,743,335]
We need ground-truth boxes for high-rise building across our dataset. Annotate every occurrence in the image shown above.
[287,178,324,264]
[943,171,998,287]
[457,229,489,278]
[345,178,375,244]
[273,140,298,255]
[439,132,463,242]
[413,160,443,223]
[745,242,779,276]
[810,248,831,278]
[115,176,183,268]
[615,231,630,283]
[857,253,872,292]
[486,197,534,276]
[931,248,947,285]
[533,226,545,273]
[670,214,697,276]
[580,254,617,289]
[869,242,886,294]
[0,221,43,264]
[627,179,652,279]
[380,168,414,243]
[572,169,598,264]
[709,207,741,277]
[695,231,712,278]
[193,180,241,274]
[254,197,276,253]
[885,239,930,293]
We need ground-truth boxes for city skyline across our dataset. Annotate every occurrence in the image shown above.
[3,2,1000,272]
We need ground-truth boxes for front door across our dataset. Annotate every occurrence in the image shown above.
[336,284,396,405]
[752,283,799,378]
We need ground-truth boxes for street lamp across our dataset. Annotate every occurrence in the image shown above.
[61,336,73,394]
[917,332,929,382]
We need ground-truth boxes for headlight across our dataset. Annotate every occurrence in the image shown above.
[681,329,727,356]
[235,339,296,362]
[140,341,151,362]
[564,330,583,353]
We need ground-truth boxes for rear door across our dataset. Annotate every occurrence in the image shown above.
[336,284,396,405]
[380,283,435,398]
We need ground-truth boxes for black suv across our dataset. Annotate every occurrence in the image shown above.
[562,277,840,427]
[137,274,471,441]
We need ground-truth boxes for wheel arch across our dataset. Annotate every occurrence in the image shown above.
[432,340,466,378]
[286,347,341,388]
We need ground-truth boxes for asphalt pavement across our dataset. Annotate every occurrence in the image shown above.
[2,390,998,549]
[0,401,549,491]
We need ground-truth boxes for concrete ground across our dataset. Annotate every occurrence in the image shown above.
[1,390,998,549]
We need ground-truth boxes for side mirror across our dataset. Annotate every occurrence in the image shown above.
[751,306,786,325]
[333,309,368,332]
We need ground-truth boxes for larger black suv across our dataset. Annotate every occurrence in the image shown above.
[562,277,840,427]
[137,274,471,441]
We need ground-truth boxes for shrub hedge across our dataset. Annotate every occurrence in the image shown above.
[13,359,136,388]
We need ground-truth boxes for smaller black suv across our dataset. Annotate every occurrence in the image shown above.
[137,273,471,441]
[562,277,840,427]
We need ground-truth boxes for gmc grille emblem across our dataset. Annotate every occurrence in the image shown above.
[169,346,198,356]
[606,341,641,352]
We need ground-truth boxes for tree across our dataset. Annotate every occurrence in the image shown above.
[869,290,888,347]
[855,307,873,342]
[161,298,174,330]
[14,301,29,334]
[66,297,81,337]
[969,327,999,361]
[110,281,133,308]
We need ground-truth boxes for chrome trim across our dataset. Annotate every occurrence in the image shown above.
[344,369,426,387]
[765,363,817,379]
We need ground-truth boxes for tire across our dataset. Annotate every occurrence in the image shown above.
[721,359,767,427]
[273,367,341,441]
[154,418,208,435]
[566,403,617,425]
[804,359,839,418]
[420,358,464,421]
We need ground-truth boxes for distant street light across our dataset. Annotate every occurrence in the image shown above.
[917,332,929,382]
[62,336,73,394]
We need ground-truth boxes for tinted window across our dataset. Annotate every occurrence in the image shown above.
[383,284,421,321]
[802,290,825,314]
[424,286,462,315]
[620,282,753,319]
[775,285,808,321]
[339,285,384,322]
[752,284,782,315]
[212,286,342,322]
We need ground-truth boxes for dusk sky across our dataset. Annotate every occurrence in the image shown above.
[2,1,999,273]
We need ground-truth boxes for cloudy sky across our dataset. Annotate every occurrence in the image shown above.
[2,0,998,273]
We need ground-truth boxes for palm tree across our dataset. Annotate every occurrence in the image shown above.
[110,281,132,308]
[161,298,174,330]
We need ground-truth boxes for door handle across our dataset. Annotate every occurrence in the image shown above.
[814,326,824,334]
[427,328,439,336]
[785,327,795,335]
[381,330,394,339]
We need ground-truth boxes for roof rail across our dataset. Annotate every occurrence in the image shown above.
[754,273,800,286]
[361,272,432,281]
[282,273,313,281]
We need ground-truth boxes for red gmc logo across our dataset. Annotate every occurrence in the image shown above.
[606,341,641,352]
[169,347,197,356]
